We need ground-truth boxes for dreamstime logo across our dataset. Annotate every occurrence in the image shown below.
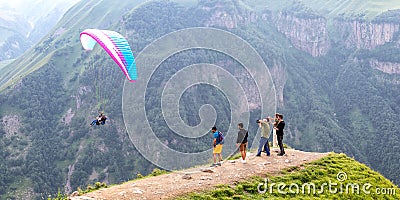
[257,172,397,196]
[122,27,276,171]
[336,171,347,182]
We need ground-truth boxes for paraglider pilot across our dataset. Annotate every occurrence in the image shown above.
[90,112,107,126]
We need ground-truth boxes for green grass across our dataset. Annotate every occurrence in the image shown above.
[135,168,170,180]
[77,182,108,195]
[177,153,400,199]
[0,51,55,91]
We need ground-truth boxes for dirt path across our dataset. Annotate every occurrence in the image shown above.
[70,148,329,200]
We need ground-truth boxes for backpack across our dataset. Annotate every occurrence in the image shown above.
[216,131,224,144]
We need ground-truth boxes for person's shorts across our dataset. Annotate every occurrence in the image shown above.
[213,144,223,154]
[239,143,247,151]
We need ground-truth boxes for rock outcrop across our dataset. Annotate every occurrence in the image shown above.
[273,12,330,57]
[336,20,400,49]
[1,115,21,138]
[202,1,258,29]
[370,59,400,74]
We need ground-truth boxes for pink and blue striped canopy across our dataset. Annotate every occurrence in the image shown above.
[80,29,137,82]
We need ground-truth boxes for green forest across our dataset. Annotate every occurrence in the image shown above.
[0,0,399,199]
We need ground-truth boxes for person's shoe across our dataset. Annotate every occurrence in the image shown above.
[277,153,284,156]
[255,154,261,157]
[217,162,222,166]
[266,154,270,156]
[210,163,217,167]
[241,159,246,163]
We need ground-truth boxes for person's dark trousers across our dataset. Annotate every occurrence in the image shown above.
[264,142,270,155]
[90,120,97,126]
[256,137,270,156]
[277,135,285,155]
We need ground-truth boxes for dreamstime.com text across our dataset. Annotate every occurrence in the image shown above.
[257,172,396,196]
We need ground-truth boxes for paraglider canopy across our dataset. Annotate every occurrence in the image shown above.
[80,29,137,82]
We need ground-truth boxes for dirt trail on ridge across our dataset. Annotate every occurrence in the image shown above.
[70,148,329,200]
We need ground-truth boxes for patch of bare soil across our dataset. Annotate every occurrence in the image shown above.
[70,148,329,200]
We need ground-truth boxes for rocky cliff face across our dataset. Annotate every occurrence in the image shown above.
[202,2,258,29]
[273,12,330,57]
[200,2,400,91]
[336,20,400,49]
[269,60,287,108]
[267,12,400,57]
[370,59,400,74]
[202,3,331,58]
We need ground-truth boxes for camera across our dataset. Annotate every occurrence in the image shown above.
[257,118,270,123]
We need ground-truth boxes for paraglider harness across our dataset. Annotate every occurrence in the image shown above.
[99,115,107,125]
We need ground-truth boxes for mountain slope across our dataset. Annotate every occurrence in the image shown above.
[1,0,400,199]
[73,149,329,199]
[73,151,400,199]
[0,0,153,198]
[0,0,148,91]
[0,0,80,61]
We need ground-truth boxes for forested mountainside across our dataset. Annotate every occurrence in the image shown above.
[0,0,399,199]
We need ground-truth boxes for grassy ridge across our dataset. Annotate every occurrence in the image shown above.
[300,0,400,19]
[243,0,400,19]
[178,153,400,199]
[0,59,14,71]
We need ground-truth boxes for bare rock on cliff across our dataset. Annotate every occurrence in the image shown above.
[273,12,330,57]
[370,59,400,74]
[2,115,21,138]
[336,20,400,49]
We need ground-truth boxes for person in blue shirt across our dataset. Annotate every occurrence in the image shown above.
[211,126,223,167]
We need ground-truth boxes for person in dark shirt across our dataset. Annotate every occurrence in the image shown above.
[236,123,248,163]
[274,113,285,156]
